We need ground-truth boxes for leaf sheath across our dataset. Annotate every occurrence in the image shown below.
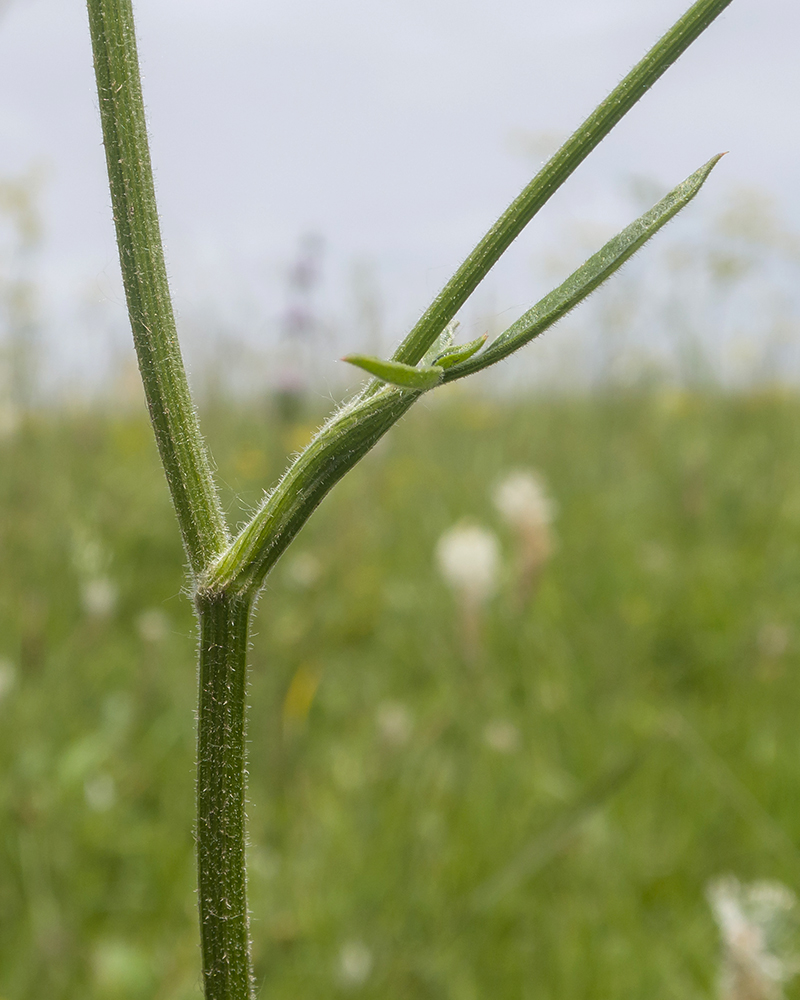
[204,387,417,597]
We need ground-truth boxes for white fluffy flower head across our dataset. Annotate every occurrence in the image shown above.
[708,875,800,1000]
[436,522,500,604]
[493,469,556,532]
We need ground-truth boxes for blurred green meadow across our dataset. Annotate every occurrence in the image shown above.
[2,386,800,999]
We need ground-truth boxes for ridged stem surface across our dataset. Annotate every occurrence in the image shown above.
[86,0,227,574]
[196,593,254,1000]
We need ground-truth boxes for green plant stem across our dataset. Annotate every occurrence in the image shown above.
[88,3,252,993]
[87,0,227,574]
[207,155,722,596]
[390,0,733,369]
[86,0,732,994]
[196,592,254,999]
[444,154,723,382]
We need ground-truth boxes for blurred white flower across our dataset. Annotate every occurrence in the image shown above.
[376,701,414,747]
[483,719,520,754]
[436,522,500,605]
[758,624,790,660]
[248,845,281,882]
[708,875,800,1000]
[493,469,556,604]
[136,608,170,643]
[82,577,118,618]
[640,541,672,575]
[72,528,117,618]
[93,939,151,992]
[436,521,500,663]
[337,940,373,987]
[0,658,17,705]
[71,528,107,577]
[493,469,556,531]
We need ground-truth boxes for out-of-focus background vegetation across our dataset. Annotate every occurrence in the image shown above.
[3,167,800,999]
[6,383,800,1000]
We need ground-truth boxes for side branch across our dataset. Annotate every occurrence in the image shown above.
[208,155,722,598]
[390,0,734,369]
[444,155,724,381]
[204,387,417,597]
[87,0,228,574]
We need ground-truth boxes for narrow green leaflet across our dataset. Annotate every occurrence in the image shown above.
[434,333,488,369]
[422,320,460,366]
[342,354,444,390]
[443,154,724,383]
[390,0,734,370]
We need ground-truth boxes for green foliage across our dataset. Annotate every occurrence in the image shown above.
[3,391,800,998]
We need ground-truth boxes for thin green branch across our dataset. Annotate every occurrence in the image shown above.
[471,752,645,912]
[207,155,722,599]
[87,0,228,574]
[443,154,724,382]
[390,0,733,370]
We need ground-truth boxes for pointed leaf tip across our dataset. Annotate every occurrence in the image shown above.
[441,151,726,383]
[342,354,444,390]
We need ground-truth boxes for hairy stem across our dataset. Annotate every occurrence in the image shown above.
[196,593,254,1000]
[87,3,252,993]
[205,386,417,597]
[87,0,227,574]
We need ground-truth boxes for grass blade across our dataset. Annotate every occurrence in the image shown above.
[471,753,644,912]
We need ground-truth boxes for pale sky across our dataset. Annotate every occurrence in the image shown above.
[0,0,797,389]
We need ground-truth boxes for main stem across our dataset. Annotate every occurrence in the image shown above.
[196,593,255,999]
[87,1,254,994]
